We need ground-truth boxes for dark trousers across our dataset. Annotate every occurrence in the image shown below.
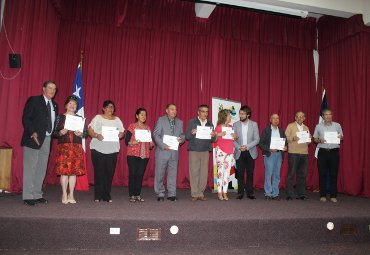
[127,156,149,197]
[91,149,118,201]
[286,153,308,197]
[236,150,255,196]
[317,148,339,198]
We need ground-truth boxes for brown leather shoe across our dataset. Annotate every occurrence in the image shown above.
[222,192,229,201]
[191,197,198,202]
[198,196,207,201]
[218,193,224,201]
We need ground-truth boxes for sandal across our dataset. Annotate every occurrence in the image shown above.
[129,196,136,202]
[135,196,145,202]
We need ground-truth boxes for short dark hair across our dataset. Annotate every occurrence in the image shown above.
[322,108,332,115]
[166,103,176,109]
[64,95,78,109]
[240,105,252,118]
[135,108,147,122]
[103,100,116,114]
[43,80,56,88]
[198,104,209,111]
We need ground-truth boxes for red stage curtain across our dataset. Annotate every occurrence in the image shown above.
[317,15,370,197]
[0,0,60,192]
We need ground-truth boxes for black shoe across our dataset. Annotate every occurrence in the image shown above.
[272,196,281,201]
[264,196,272,201]
[236,194,244,200]
[157,197,164,202]
[35,198,48,204]
[167,196,177,201]
[286,196,293,201]
[247,195,256,200]
[296,196,308,201]
[24,199,36,206]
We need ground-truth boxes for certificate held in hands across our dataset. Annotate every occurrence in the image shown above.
[135,129,152,142]
[163,135,179,150]
[324,132,340,144]
[102,126,119,142]
[64,115,85,132]
[270,137,286,150]
[221,127,234,140]
[297,131,311,144]
[195,126,212,140]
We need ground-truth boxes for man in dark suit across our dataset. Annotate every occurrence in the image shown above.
[21,81,58,206]
[153,104,185,202]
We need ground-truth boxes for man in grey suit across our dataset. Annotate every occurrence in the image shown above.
[233,105,260,199]
[153,104,185,201]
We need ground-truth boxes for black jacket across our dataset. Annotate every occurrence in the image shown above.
[21,95,58,149]
[259,125,286,158]
[185,117,216,152]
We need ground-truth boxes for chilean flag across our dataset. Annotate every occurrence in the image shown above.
[72,64,89,191]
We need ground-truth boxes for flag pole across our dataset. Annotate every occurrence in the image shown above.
[80,50,84,73]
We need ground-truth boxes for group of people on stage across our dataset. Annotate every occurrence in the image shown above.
[21,81,343,206]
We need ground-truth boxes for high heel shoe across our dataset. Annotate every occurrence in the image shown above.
[218,193,224,201]
[222,192,229,201]
[67,196,76,204]
[62,195,68,204]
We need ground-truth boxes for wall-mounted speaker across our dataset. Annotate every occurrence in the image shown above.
[9,54,21,68]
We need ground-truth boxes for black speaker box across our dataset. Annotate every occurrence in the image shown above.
[9,54,21,68]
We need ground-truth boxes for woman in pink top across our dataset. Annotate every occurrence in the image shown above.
[215,109,236,201]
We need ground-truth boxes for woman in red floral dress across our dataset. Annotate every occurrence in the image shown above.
[54,96,87,204]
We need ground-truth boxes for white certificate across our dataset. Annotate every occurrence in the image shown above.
[135,129,152,142]
[102,126,119,142]
[64,115,85,132]
[270,137,286,150]
[297,131,311,144]
[163,135,179,150]
[324,132,340,144]
[221,127,234,140]
[195,126,212,140]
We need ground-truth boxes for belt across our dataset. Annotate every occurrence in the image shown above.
[320,148,339,152]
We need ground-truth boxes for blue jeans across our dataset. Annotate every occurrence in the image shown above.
[264,152,282,197]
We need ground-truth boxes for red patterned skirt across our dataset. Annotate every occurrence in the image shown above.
[55,143,86,176]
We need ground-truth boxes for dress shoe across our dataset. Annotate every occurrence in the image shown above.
[236,194,244,200]
[272,196,281,201]
[35,198,48,204]
[247,195,256,200]
[217,193,224,201]
[222,192,229,201]
[264,196,272,201]
[191,197,198,202]
[157,197,164,202]
[330,197,337,203]
[320,197,327,202]
[286,196,293,201]
[167,196,177,201]
[296,196,309,201]
[129,196,136,202]
[24,199,36,206]
[198,196,207,201]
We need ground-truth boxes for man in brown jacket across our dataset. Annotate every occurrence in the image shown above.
[285,111,311,200]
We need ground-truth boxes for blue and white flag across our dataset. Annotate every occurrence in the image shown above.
[72,64,86,149]
[72,63,89,191]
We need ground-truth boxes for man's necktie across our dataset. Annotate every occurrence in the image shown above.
[47,101,52,133]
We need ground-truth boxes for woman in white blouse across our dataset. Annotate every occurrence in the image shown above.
[88,100,125,202]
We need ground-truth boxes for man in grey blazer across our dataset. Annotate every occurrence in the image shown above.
[153,104,185,201]
[233,105,260,199]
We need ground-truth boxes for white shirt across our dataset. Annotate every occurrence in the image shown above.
[241,120,249,146]
[43,95,55,136]
[296,122,304,132]
[89,115,125,154]
[198,117,207,126]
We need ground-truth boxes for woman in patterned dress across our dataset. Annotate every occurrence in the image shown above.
[214,109,237,201]
[54,96,87,204]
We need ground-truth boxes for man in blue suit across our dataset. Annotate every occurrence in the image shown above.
[233,105,260,199]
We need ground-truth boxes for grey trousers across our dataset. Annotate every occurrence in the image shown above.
[189,151,209,197]
[154,153,178,198]
[22,136,51,200]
